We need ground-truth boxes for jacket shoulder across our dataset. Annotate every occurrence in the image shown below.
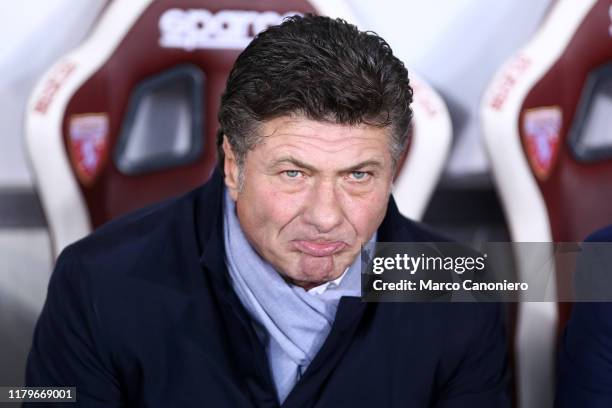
[57,180,220,286]
[68,193,192,259]
[62,170,225,271]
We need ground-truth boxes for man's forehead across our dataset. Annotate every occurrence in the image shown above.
[245,117,391,172]
[257,116,390,146]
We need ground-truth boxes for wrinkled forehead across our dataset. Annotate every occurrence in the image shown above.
[250,116,393,169]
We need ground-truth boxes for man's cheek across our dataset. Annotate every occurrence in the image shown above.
[271,194,305,219]
[255,201,295,235]
[348,201,382,227]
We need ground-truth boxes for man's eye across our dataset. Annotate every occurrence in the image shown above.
[349,171,369,181]
[284,170,302,178]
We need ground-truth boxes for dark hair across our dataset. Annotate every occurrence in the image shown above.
[217,14,413,175]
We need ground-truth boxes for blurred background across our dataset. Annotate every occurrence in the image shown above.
[1,1,611,407]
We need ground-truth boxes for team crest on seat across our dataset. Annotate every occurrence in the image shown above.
[522,106,562,181]
[68,113,109,186]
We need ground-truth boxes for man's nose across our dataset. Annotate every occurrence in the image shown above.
[303,179,344,234]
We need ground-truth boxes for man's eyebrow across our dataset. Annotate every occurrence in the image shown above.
[270,156,316,172]
[270,157,383,173]
[339,160,384,173]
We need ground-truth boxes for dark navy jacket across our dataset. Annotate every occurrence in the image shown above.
[556,225,612,408]
[26,170,510,407]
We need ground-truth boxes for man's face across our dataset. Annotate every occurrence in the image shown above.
[223,115,394,289]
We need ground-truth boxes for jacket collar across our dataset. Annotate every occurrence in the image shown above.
[195,168,231,288]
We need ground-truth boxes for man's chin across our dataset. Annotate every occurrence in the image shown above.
[298,253,334,277]
[282,258,347,290]
[286,275,333,291]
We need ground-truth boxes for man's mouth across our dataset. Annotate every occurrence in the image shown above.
[292,240,347,257]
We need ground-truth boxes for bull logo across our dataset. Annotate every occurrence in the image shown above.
[522,106,563,181]
[68,113,109,186]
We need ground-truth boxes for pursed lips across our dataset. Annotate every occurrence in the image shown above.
[291,240,348,257]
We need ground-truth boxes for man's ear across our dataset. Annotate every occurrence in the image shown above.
[222,136,240,201]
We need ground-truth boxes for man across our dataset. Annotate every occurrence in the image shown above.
[26,15,509,407]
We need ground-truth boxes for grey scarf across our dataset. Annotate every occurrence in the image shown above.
[222,189,372,403]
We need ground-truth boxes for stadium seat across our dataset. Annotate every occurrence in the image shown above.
[481,0,612,406]
[25,0,451,259]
